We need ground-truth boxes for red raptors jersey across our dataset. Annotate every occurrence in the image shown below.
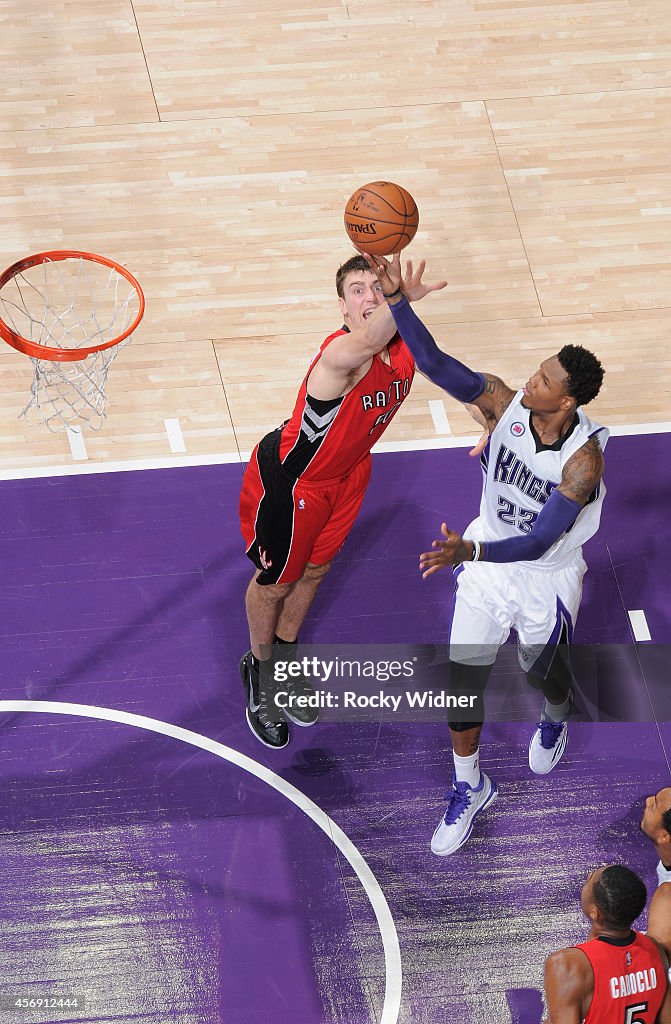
[576,932,666,1024]
[277,328,415,482]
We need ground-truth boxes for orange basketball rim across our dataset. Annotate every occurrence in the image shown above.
[0,249,145,362]
[0,249,145,432]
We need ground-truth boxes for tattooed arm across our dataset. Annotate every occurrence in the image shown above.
[556,436,605,504]
[473,374,518,430]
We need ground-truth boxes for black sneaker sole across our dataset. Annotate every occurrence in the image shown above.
[245,708,290,748]
[284,707,319,728]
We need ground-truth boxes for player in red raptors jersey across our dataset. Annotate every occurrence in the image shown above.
[238,254,450,748]
[641,786,671,961]
[544,865,671,1024]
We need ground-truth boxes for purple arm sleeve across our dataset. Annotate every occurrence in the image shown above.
[389,296,485,402]
[481,489,582,563]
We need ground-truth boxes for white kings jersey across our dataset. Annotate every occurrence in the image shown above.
[478,391,608,570]
[657,861,671,888]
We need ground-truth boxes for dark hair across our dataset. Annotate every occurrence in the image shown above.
[336,254,371,298]
[557,345,604,407]
[663,805,671,837]
[592,865,647,930]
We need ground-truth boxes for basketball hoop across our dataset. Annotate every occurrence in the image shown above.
[0,250,145,431]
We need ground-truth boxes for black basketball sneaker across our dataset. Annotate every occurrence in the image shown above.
[239,651,289,749]
[274,642,319,728]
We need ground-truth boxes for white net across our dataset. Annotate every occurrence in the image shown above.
[0,254,142,431]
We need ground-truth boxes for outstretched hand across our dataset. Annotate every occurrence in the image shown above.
[363,251,400,295]
[419,523,472,578]
[363,252,447,302]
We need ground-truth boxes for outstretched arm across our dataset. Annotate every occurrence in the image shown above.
[309,260,446,400]
[320,258,447,374]
[419,437,605,575]
[364,252,516,426]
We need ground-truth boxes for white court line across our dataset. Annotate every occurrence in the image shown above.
[66,427,88,461]
[164,418,186,453]
[374,435,481,453]
[628,610,652,642]
[609,422,671,436]
[0,420,669,481]
[0,451,246,481]
[0,699,402,1024]
[427,400,452,435]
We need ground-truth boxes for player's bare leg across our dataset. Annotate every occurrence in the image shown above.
[271,562,332,730]
[245,571,292,660]
[275,561,332,642]
[241,564,331,746]
[451,725,482,758]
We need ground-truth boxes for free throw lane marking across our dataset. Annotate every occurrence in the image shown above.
[628,609,652,641]
[66,427,88,461]
[427,400,452,435]
[164,418,186,453]
[0,699,402,1024]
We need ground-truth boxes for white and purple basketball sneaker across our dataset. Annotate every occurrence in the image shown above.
[431,773,498,856]
[528,715,568,774]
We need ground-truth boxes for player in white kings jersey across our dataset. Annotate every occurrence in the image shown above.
[366,252,606,856]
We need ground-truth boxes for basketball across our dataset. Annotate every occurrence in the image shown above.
[344,181,419,257]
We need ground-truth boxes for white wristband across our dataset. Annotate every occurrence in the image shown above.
[470,539,481,562]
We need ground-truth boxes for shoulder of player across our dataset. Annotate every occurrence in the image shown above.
[545,946,591,973]
[545,947,592,997]
[477,374,517,426]
[559,436,605,501]
[318,327,349,352]
[307,327,378,398]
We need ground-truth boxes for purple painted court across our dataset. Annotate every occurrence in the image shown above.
[1,432,670,1023]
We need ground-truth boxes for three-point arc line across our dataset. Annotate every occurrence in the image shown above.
[0,698,403,1024]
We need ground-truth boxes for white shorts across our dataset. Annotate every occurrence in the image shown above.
[449,549,586,675]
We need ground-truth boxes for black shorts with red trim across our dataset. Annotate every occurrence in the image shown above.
[239,428,371,585]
